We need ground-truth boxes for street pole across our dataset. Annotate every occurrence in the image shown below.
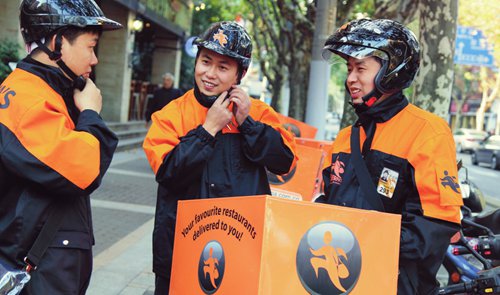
[305,0,337,140]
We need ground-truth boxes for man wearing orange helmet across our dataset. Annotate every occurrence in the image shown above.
[143,21,297,294]
[320,19,462,294]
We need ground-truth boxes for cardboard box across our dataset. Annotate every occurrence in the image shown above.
[269,144,324,201]
[269,138,333,201]
[170,196,401,294]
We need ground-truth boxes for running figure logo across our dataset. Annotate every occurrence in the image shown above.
[440,170,460,193]
[310,231,350,292]
[296,222,361,294]
[203,247,219,289]
[213,29,228,47]
[198,241,225,294]
[330,156,345,185]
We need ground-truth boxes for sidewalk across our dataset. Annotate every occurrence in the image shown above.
[86,148,156,295]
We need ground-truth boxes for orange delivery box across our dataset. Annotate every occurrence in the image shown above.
[268,143,324,201]
[170,195,401,294]
[276,113,318,139]
[268,138,333,201]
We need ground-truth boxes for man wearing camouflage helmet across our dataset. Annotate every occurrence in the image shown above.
[0,0,121,293]
[319,19,462,294]
[143,21,297,294]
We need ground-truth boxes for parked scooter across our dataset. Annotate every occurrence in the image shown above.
[439,208,500,294]
[439,161,500,294]
[456,160,486,214]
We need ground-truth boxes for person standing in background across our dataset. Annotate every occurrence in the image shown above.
[145,72,184,125]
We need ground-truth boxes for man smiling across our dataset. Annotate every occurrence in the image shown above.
[143,21,297,294]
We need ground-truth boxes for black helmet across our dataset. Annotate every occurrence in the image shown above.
[194,21,252,71]
[323,18,420,94]
[20,0,122,44]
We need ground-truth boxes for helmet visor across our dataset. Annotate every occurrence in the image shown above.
[322,44,389,65]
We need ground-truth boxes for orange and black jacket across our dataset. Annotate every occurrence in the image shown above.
[143,89,297,278]
[321,92,462,294]
[0,57,117,271]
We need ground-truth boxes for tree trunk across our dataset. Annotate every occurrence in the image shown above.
[373,0,419,23]
[476,67,500,133]
[413,0,458,120]
[288,55,310,120]
[247,0,314,120]
[269,71,284,111]
[496,107,500,135]
[451,91,467,130]
[340,92,357,129]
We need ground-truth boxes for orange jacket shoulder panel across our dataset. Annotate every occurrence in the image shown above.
[1,68,100,189]
[373,105,462,223]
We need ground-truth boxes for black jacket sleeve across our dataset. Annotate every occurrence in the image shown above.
[155,125,216,190]
[238,116,294,175]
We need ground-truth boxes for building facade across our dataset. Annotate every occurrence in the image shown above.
[0,0,192,122]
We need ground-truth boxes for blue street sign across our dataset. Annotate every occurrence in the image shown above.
[454,26,495,68]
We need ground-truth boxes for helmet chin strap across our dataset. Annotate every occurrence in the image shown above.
[345,81,383,112]
[350,90,383,112]
[35,31,86,91]
[193,82,219,108]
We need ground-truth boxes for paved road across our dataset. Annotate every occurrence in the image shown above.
[87,148,156,295]
[456,152,500,210]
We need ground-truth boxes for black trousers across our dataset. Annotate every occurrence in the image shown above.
[155,273,170,295]
[21,247,92,295]
[398,261,439,295]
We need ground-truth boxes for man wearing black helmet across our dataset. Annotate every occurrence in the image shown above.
[143,21,297,294]
[320,19,462,294]
[0,0,121,294]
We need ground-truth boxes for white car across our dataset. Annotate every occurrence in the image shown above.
[453,128,488,153]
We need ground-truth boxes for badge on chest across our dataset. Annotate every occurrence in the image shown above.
[377,167,399,198]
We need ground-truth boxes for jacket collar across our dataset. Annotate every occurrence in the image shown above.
[356,91,409,125]
[17,56,80,122]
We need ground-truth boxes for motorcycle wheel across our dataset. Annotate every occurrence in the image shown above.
[492,156,499,170]
[471,153,478,165]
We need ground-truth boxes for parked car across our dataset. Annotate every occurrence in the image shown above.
[471,134,500,170]
[453,128,488,153]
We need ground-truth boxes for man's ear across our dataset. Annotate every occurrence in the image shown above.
[236,69,247,85]
[47,34,58,51]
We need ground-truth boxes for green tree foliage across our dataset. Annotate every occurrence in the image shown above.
[246,0,315,120]
[0,39,19,83]
[336,1,376,129]
[458,0,499,65]
[455,0,499,132]
[245,0,373,121]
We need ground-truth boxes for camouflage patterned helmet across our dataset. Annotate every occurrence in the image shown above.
[194,21,252,71]
[20,0,122,44]
[323,18,420,94]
